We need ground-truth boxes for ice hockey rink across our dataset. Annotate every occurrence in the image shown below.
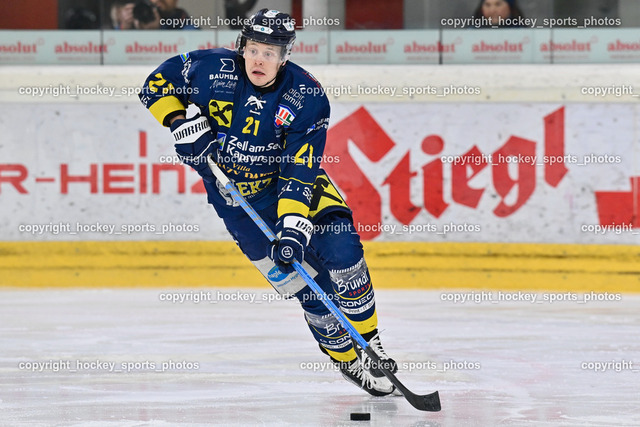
[4,2,640,426]
[2,287,639,426]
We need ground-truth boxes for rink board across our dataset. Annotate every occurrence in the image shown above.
[0,66,639,245]
[1,241,638,292]
[1,65,638,292]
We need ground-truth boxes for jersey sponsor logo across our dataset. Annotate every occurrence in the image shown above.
[306,117,329,135]
[282,88,304,110]
[208,100,233,126]
[222,137,277,166]
[334,269,371,297]
[274,105,295,127]
[340,290,374,308]
[179,52,190,62]
[308,174,348,218]
[235,178,274,197]
[216,131,227,145]
[220,58,235,73]
[209,73,238,81]
[341,296,375,315]
[212,79,237,93]
[224,135,246,154]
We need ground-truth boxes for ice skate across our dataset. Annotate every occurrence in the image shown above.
[360,329,398,377]
[332,357,395,397]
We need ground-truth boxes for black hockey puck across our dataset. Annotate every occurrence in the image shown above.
[350,412,370,421]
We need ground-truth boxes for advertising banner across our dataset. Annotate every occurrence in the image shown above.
[0,102,637,244]
[441,29,535,64]
[3,29,640,65]
[0,31,104,65]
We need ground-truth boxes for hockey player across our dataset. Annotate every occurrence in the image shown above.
[140,9,397,396]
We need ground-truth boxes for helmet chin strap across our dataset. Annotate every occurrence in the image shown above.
[255,75,277,89]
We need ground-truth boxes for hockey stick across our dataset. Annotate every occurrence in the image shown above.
[207,155,441,412]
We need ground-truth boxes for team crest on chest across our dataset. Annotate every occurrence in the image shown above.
[274,105,295,127]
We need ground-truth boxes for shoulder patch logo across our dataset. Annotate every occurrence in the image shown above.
[274,105,295,127]
[220,58,235,73]
[181,56,192,83]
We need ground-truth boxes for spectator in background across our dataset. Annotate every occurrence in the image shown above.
[150,0,197,29]
[63,7,99,29]
[133,0,162,29]
[474,0,525,27]
[110,1,135,30]
[224,0,258,29]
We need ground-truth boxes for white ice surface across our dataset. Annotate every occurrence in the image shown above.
[1,288,639,426]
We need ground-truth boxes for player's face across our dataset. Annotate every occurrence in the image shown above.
[482,0,511,21]
[243,41,284,87]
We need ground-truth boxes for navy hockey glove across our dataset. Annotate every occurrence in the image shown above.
[268,214,313,274]
[171,114,219,183]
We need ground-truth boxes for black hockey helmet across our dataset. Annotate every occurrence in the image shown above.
[236,9,296,62]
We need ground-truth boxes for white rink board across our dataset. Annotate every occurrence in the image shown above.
[0,65,638,244]
[324,103,639,243]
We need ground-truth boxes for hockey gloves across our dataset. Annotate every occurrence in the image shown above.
[268,214,314,274]
[171,114,219,183]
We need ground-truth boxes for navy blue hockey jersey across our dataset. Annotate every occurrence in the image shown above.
[139,48,331,219]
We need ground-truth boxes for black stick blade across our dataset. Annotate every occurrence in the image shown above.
[391,375,441,412]
[363,347,441,412]
[406,390,441,412]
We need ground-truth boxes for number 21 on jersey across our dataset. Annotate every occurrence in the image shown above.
[242,117,260,136]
